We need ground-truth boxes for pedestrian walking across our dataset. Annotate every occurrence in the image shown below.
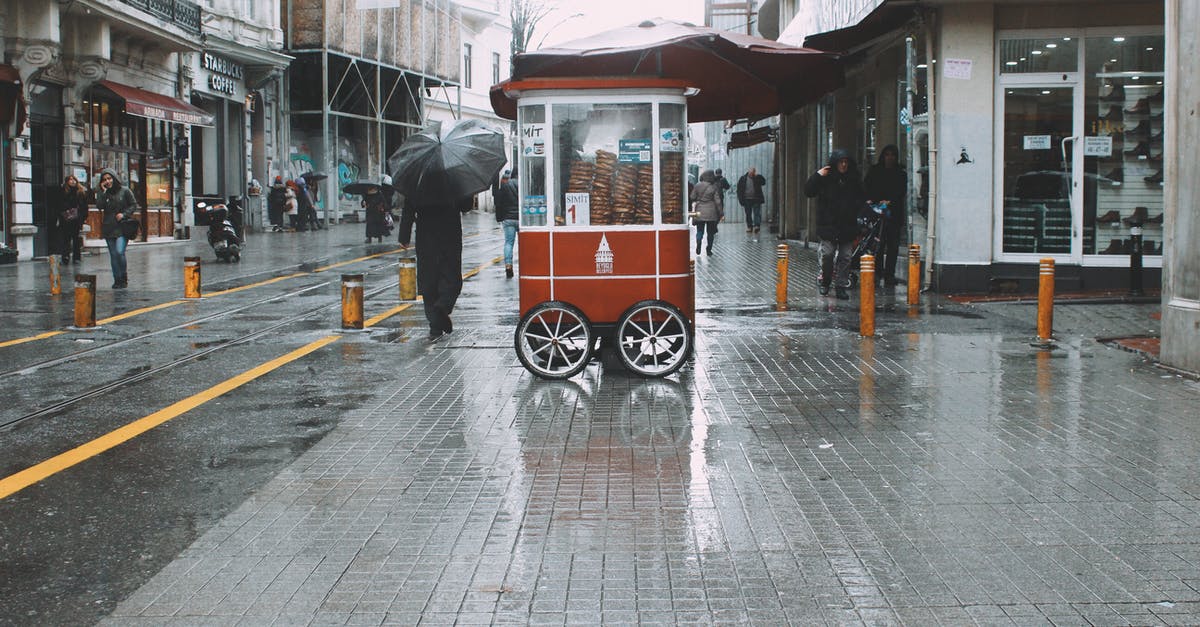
[362,184,389,243]
[864,144,907,286]
[491,169,519,278]
[267,176,288,232]
[690,169,723,256]
[805,149,866,300]
[295,177,320,231]
[736,167,767,233]
[398,196,465,342]
[714,168,731,197]
[95,168,136,289]
[284,180,300,231]
[56,174,89,265]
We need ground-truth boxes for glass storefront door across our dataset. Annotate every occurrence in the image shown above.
[1000,85,1079,257]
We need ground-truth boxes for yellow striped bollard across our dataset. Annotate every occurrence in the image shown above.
[74,274,96,328]
[1037,258,1055,342]
[860,254,876,336]
[49,257,61,296]
[184,256,202,299]
[907,245,920,306]
[342,274,364,330]
[398,259,417,301]
[775,244,789,311]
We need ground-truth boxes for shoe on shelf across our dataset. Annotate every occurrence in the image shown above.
[1124,141,1150,158]
[1144,170,1163,184]
[1148,88,1164,104]
[1147,212,1164,224]
[1123,206,1149,226]
[1099,238,1126,255]
[1101,167,1124,184]
[819,284,830,296]
[835,287,850,300]
[1096,210,1121,224]
[1126,119,1151,136]
[1100,83,1125,101]
[1100,104,1123,121]
[1125,98,1151,114]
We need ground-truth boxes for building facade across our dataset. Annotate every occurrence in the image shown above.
[281,0,459,223]
[425,0,512,213]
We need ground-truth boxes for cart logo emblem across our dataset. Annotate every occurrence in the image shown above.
[595,235,614,274]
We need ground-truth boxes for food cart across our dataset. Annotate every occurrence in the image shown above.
[491,20,843,380]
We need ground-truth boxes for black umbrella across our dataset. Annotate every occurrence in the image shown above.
[387,119,507,203]
[301,171,328,183]
[342,180,394,196]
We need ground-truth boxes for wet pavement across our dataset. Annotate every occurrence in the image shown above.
[3,217,1199,626]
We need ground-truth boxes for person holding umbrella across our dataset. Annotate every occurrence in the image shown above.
[390,119,507,342]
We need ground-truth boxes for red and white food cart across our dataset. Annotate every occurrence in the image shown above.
[491,20,842,379]
[500,78,696,379]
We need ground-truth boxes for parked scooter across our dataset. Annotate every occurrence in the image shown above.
[197,200,242,262]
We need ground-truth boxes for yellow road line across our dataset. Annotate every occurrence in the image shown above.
[0,335,342,500]
[203,272,308,297]
[364,303,414,328]
[0,331,65,349]
[97,300,185,325]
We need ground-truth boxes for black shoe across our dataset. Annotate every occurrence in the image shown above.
[819,284,830,296]
[835,287,849,300]
[428,330,447,343]
[61,256,70,265]
[113,280,127,289]
[883,276,898,287]
[505,264,514,278]
[696,244,701,255]
[1100,83,1125,102]
[1125,98,1151,114]
[1144,170,1163,184]
[73,257,82,263]
[706,248,713,256]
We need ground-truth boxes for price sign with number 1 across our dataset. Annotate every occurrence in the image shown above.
[564,193,590,226]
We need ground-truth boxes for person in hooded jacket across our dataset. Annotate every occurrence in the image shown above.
[398,195,465,342]
[95,168,138,288]
[864,144,907,286]
[491,169,519,278]
[267,176,288,232]
[690,169,724,256]
[805,149,866,300]
[362,184,390,243]
[56,174,89,265]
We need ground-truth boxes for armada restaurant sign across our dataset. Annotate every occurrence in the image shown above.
[202,53,244,96]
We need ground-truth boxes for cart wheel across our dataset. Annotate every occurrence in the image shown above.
[515,301,594,380]
[614,300,692,378]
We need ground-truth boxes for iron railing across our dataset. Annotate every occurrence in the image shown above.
[120,0,202,35]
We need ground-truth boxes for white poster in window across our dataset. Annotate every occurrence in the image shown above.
[659,128,683,152]
[521,123,546,157]
[564,193,590,226]
[1023,135,1052,150]
[1083,136,1113,157]
[942,58,972,80]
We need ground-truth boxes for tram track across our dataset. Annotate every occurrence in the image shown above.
[0,237,499,433]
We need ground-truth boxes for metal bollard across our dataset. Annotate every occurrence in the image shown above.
[907,244,921,306]
[184,256,202,299]
[74,274,96,328]
[860,254,876,336]
[1037,258,1055,341]
[341,274,364,330]
[398,259,417,301]
[49,257,61,296]
[1128,225,1144,296]
[775,244,789,311]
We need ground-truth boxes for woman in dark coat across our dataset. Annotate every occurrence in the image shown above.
[864,144,907,286]
[804,149,866,299]
[57,174,89,265]
[362,185,389,243]
[95,168,137,289]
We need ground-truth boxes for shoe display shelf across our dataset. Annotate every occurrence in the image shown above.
[1088,73,1165,256]
[1002,200,1070,254]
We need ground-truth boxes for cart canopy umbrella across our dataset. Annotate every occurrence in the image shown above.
[490,18,843,123]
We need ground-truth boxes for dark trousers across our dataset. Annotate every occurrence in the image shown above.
[881,210,905,279]
[695,220,718,252]
[416,236,463,335]
[59,224,84,261]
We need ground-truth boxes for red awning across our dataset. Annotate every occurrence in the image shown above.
[0,64,26,134]
[95,80,214,127]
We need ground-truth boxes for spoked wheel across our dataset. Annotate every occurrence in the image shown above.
[614,300,693,377]
[515,301,594,380]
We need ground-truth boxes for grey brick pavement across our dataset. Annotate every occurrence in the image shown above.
[104,228,1200,626]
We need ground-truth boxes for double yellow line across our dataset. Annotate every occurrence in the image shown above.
[0,255,502,500]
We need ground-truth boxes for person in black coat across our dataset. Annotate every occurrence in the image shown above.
[266,176,288,232]
[56,174,89,265]
[864,144,907,286]
[398,196,465,341]
[736,167,767,233]
[492,169,519,278]
[805,149,866,300]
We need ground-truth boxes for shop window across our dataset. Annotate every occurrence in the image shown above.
[857,92,877,168]
[492,52,501,86]
[551,102,653,226]
[999,37,1079,74]
[1082,34,1164,255]
[518,104,546,226]
[463,43,473,90]
[658,103,686,225]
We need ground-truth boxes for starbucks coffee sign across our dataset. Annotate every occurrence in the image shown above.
[202,53,243,96]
